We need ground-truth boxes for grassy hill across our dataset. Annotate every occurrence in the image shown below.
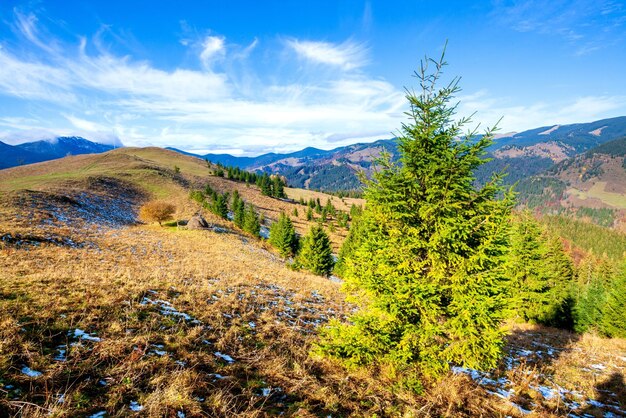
[1,148,625,417]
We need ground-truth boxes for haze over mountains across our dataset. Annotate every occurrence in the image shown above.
[2,116,626,195]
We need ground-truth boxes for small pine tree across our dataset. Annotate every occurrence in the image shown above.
[349,203,362,219]
[272,176,287,198]
[292,207,299,217]
[299,197,306,205]
[541,234,575,328]
[232,191,245,228]
[325,198,336,217]
[243,205,261,237]
[306,207,314,221]
[213,193,229,219]
[269,212,299,258]
[297,224,334,276]
[316,50,513,376]
[574,273,607,333]
[600,261,626,338]
[259,174,272,196]
[505,212,554,323]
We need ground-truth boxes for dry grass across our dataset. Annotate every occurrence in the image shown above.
[1,147,625,417]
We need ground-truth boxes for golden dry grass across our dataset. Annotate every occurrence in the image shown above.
[1,148,625,417]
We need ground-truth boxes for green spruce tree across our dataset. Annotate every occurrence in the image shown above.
[269,212,299,257]
[243,204,261,237]
[601,261,626,338]
[297,224,334,276]
[315,51,514,376]
[232,191,245,228]
[213,193,229,219]
[505,211,553,323]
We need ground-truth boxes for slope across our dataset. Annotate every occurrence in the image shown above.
[0,148,624,417]
[516,137,626,230]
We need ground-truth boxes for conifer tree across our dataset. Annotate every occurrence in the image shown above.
[232,191,245,228]
[505,211,553,322]
[315,50,514,375]
[601,261,626,338]
[573,273,607,334]
[272,176,287,198]
[243,205,261,237]
[213,193,229,219]
[306,207,314,221]
[297,224,334,276]
[541,234,575,328]
[269,212,299,258]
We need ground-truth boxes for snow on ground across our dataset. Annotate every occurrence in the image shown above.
[452,337,626,416]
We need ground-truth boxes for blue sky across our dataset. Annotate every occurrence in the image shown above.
[0,1,625,155]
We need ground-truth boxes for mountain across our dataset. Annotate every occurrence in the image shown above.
[517,137,626,230]
[0,140,39,169]
[169,116,626,193]
[0,136,117,169]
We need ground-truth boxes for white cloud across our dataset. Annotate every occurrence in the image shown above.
[2,9,625,155]
[200,35,225,68]
[286,39,368,71]
[456,91,626,133]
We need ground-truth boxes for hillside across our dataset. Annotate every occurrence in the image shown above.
[517,137,626,230]
[1,148,626,416]
[0,137,116,170]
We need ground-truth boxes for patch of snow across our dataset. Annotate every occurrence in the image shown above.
[587,399,606,408]
[535,385,557,400]
[590,364,606,370]
[177,412,185,418]
[261,387,271,397]
[21,366,42,378]
[53,345,67,361]
[129,401,144,412]
[214,352,235,363]
[56,393,65,403]
[248,321,256,329]
[88,412,107,418]
[510,402,532,414]
[71,328,101,342]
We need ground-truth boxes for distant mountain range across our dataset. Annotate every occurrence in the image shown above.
[169,116,626,191]
[0,137,117,169]
[2,116,626,195]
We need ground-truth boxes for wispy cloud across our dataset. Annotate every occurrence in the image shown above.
[285,39,369,71]
[0,10,401,153]
[200,35,225,69]
[457,91,626,133]
[491,0,626,55]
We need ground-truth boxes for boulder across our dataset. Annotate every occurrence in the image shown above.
[187,214,209,230]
